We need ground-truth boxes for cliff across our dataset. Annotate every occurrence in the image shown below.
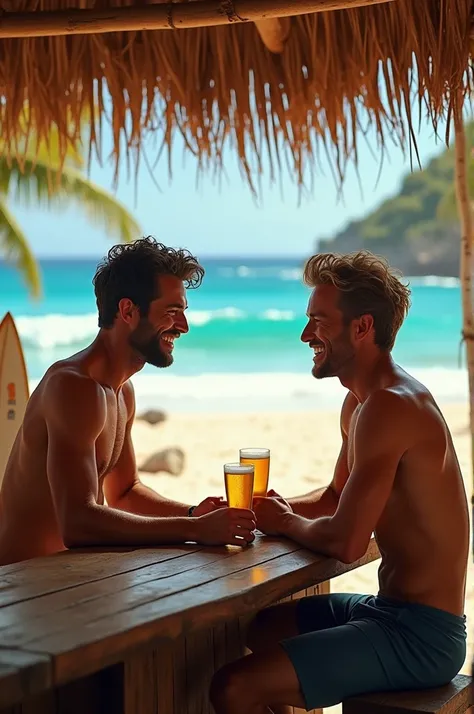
[317,125,474,276]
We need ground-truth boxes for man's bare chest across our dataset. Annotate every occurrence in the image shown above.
[95,392,128,479]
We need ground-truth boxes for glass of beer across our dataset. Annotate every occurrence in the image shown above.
[239,448,270,498]
[224,463,254,509]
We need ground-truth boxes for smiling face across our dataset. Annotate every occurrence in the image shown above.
[127,274,189,368]
[300,284,355,379]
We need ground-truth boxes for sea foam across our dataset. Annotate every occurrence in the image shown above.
[28,367,468,413]
[16,308,295,350]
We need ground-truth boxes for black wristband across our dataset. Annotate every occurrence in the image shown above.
[188,505,197,517]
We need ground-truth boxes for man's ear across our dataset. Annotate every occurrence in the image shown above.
[117,298,138,325]
[353,314,374,342]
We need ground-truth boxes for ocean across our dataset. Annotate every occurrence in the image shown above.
[0,257,468,412]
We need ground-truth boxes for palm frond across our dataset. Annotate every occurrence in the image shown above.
[3,156,141,245]
[0,198,41,299]
[0,112,84,173]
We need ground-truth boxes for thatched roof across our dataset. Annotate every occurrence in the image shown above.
[0,0,472,189]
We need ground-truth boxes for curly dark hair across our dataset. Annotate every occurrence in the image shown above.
[303,250,411,351]
[93,237,205,328]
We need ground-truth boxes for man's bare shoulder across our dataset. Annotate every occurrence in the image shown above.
[363,387,414,416]
[41,365,107,433]
[359,380,438,442]
[43,364,103,399]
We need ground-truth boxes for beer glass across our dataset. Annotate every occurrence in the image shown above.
[224,463,254,509]
[239,448,270,498]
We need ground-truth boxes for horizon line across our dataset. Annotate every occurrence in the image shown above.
[1,254,309,262]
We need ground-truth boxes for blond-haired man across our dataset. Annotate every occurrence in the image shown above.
[210,251,469,714]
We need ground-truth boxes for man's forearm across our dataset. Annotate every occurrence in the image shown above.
[113,482,191,517]
[280,512,350,562]
[63,502,197,548]
[288,485,339,518]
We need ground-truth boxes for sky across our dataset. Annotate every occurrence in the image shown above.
[11,106,450,259]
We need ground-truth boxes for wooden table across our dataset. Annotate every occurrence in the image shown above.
[0,535,380,714]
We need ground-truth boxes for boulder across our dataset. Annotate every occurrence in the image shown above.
[136,409,167,426]
[139,447,185,476]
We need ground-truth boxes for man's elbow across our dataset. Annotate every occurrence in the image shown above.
[61,506,100,549]
[336,537,369,565]
[105,481,138,511]
[63,532,89,549]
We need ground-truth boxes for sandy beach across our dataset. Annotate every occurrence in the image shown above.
[135,402,473,679]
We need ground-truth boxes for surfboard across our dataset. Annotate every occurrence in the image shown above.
[0,312,29,485]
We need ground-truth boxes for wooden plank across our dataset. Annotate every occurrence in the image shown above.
[123,620,250,714]
[343,674,473,714]
[0,547,246,634]
[185,629,214,714]
[155,642,176,714]
[171,637,186,714]
[20,690,56,714]
[55,664,123,714]
[0,650,52,709]
[0,538,302,651]
[212,623,228,674]
[37,540,379,684]
[0,539,378,687]
[124,647,156,714]
[9,663,124,714]
[0,547,202,607]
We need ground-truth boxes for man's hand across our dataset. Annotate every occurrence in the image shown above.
[193,496,227,517]
[254,493,292,536]
[195,508,256,546]
[266,488,292,505]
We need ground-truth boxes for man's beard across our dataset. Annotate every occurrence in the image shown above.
[129,320,174,368]
[312,332,354,380]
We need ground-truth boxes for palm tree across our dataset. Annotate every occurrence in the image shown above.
[0,126,141,299]
[436,116,474,535]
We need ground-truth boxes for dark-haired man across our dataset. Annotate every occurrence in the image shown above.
[0,238,255,564]
[210,251,469,714]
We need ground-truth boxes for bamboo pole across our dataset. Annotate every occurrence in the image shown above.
[453,107,474,540]
[0,0,394,38]
[254,17,291,53]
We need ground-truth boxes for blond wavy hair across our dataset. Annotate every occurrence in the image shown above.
[303,251,411,350]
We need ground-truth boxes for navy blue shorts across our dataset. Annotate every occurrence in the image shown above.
[280,594,466,711]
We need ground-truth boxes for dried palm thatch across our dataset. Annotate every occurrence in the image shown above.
[0,0,472,191]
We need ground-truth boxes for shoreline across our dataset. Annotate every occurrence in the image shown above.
[28,366,471,414]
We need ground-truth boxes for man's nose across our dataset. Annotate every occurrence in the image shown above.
[301,322,312,343]
[176,313,189,334]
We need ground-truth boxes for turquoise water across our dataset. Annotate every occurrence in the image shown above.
[0,257,463,381]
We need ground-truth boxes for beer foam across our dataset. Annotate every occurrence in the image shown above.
[240,448,270,459]
[224,463,254,474]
